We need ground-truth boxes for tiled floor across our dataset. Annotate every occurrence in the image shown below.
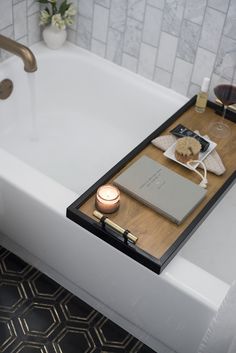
[0,246,156,353]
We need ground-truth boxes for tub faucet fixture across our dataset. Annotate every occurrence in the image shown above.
[0,34,37,72]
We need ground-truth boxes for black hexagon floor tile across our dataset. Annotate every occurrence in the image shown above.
[29,272,63,300]
[0,280,27,313]
[0,246,157,353]
[60,294,97,324]
[1,252,31,276]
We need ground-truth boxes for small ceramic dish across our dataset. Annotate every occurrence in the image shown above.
[164,137,217,170]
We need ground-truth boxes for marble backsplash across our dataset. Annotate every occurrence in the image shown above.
[0,0,40,60]
[0,0,236,100]
[71,0,236,100]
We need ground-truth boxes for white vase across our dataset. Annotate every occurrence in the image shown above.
[42,25,67,50]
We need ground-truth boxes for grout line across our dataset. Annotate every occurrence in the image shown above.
[169,0,188,90]
[187,0,209,94]
[104,0,113,59]
[152,3,166,81]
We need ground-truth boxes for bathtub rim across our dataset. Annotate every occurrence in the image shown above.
[0,41,187,105]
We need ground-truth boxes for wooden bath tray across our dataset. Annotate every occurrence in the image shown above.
[67,97,236,274]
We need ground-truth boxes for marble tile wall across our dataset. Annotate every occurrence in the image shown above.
[69,0,236,100]
[0,0,40,61]
[0,0,235,100]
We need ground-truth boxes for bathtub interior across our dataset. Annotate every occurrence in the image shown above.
[0,42,187,194]
[1,42,234,285]
[180,182,236,285]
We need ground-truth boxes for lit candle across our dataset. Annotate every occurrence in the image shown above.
[95,184,120,214]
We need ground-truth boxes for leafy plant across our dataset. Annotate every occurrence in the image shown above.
[37,0,76,30]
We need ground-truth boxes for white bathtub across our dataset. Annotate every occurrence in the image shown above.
[0,42,234,353]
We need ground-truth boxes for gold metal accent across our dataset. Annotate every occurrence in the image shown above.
[93,210,138,244]
[60,293,97,323]
[0,79,13,100]
[95,316,133,348]
[28,272,63,299]
[2,251,31,275]
[18,303,61,337]
[13,341,49,353]
[215,98,236,112]
[53,327,95,353]
[0,34,37,72]
[0,317,17,351]
[0,280,27,313]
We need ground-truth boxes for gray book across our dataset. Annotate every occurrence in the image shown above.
[114,156,206,224]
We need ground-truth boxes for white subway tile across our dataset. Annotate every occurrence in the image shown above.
[215,36,236,70]
[177,20,201,64]
[208,0,230,13]
[92,4,109,42]
[110,0,127,32]
[143,6,162,47]
[106,28,124,64]
[162,0,185,36]
[192,47,216,86]
[147,0,165,9]
[154,67,172,87]
[138,43,157,79]
[123,18,143,57]
[27,12,41,45]
[188,83,201,98]
[91,38,106,57]
[128,0,146,22]
[122,53,138,72]
[184,0,207,25]
[95,0,111,8]
[0,26,14,61]
[67,29,77,44]
[171,58,193,95]
[27,0,39,16]
[77,16,92,49]
[199,7,225,53]
[0,0,13,30]
[224,16,236,41]
[79,0,94,19]
[208,73,220,101]
[224,0,236,40]
[156,32,178,71]
[14,1,27,40]
[18,36,27,46]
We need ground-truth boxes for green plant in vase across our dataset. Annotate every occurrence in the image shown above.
[37,0,76,49]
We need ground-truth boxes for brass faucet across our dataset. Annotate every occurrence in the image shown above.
[0,34,37,72]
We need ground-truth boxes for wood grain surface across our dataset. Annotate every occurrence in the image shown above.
[80,106,236,259]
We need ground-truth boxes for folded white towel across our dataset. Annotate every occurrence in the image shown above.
[197,280,236,353]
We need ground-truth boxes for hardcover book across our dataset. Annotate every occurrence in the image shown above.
[113,156,206,224]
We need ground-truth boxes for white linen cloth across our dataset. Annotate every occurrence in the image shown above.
[197,280,236,353]
[151,132,225,175]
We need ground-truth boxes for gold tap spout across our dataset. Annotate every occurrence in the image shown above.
[0,34,37,72]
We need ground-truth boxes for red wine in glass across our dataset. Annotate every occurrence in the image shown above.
[214,84,236,106]
[209,66,236,138]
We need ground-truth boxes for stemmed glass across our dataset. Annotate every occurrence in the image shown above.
[209,65,236,138]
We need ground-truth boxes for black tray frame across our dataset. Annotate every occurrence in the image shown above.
[67,96,236,274]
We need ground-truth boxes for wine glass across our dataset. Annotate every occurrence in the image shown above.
[209,65,236,138]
